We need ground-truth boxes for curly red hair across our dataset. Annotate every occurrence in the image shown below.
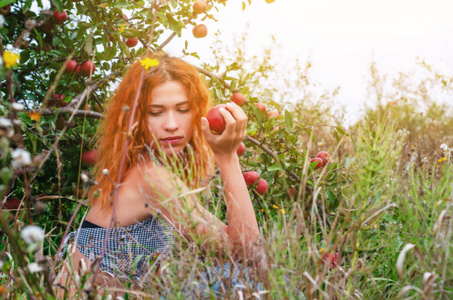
[90,52,214,208]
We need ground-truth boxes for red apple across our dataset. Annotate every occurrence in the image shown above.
[193,24,208,38]
[65,60,78,74]
[267,110,279,119]
[310,157,323,169]
[255,103,266,114]
[4,197,21,210]
[243,171,259,186]
[193,0,207,14]
[53,10,68,25]
[316,151,331,164]
[323,252,342,269]
[82,150,98,165]
[125,37,138,47]
[231,93,246,106]
[288,187,297,198]
[206,104,226,135]
[51,94,69,107]
[255,178,268,195]
[237,142,246,156]
[80,61,95,76]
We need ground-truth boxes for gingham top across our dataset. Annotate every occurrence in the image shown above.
[60,216,174,281]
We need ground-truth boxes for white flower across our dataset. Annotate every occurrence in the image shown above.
[27,262,43,273]
[0,117,12,127]
[12,102,24,111]
[102,169,109,176]
[11,148,32,169]
[21,225,45,244]
[81,173,89,183]
[440,144,448,151]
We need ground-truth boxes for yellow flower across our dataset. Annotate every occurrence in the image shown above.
[319,248,325,253]
[119,23,126,33]
[140,58,159,70]
[280,209,285,214]
[438,159,442,163]
[3,51,20,68]
[272,205,278,209]
[28,112,41,122]
[442,157,447,161]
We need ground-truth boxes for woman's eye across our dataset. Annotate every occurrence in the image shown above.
[149,112,162,116]
[178,108,190,113]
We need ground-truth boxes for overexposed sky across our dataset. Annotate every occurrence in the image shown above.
[166,0,453,124]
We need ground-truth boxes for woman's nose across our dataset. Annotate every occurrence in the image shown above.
[164,111,179,131]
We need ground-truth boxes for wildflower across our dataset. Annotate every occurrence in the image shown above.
[11,148,32,169]
[3,51,20,68]
[438,159,442,163]
[319,248,325,253]
[0,117,12,127]
[12,102,24,111]
[102,169,109,176]
[21,225,44,244]
[272,205,278,209]
[27,262,43,273]
[443,157,447,161]
[260,209,264,212]
[28,112,41,122]
[440,144,448,151]
[81,173,89,183]
[140,57,159,70]
[280,209,285,214]
[119,23,126,33]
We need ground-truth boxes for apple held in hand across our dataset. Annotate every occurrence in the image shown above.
[316,151,331,164]
[243,171,259,186]
[231,93,245,106]
[193,24,208,38]
[82,150,98,165]
[206,104,226,135]
[237,142,246,156]
[53,10,68,25]
[310,157,323,169]
[255,178,268,195]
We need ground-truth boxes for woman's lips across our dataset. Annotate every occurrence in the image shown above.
[161,137,183,144]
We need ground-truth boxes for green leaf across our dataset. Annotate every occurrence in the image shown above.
[0,0,15,8]
[53,0,63,13]
[84,35,93,56]
[112,0,134,8]
[167,14,182,37]
[268,165,281,171]
[284,109,292,132]
[33,28,43,46]
[17,111,32,125]
[253,105,264,125]
[23,0,32,12]
[20,49,30,64]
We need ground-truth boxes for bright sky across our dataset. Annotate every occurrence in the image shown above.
[164,0,453,125]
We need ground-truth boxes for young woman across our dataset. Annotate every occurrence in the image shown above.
[56,52,264,296]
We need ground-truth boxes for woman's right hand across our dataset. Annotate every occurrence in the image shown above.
[200,102,247,161]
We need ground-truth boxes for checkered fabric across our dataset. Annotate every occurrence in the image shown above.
[59,216,174,281]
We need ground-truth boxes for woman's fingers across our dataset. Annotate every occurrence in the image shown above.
[220,103,247,136]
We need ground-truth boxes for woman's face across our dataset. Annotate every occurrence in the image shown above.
[147,80,195,156]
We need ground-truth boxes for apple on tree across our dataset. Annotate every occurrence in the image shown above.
[255,178,268,195]
[82,150,98,165]
[255,103,266,114]
[125,37,139,47]
[193,24,208,38]
[65,60,79,74]
[193,0,207,14]
[310,157,323,169]
[236,142,246,156]
[316,151,331,164]
[243,171,259,186]
[267,110,279,119]
[53,10,68,25]
[79,61,95,77]
[231,93,246,106]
